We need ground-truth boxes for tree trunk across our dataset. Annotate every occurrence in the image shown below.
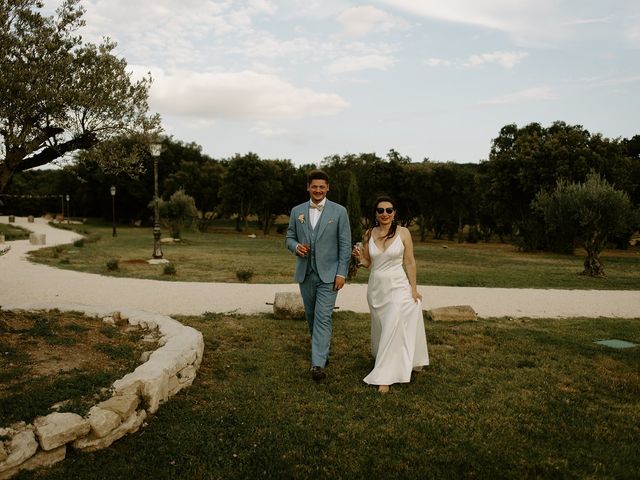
[581,248,606,277]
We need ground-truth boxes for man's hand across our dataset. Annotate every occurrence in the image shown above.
[296,243,310,257]
[333,276,345,291]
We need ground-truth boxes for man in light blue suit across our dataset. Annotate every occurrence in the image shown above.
[286,169,351,381]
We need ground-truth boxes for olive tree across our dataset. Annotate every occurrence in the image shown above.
[156,189,198,239]
[533,173,638,277]
[0,0,157,192]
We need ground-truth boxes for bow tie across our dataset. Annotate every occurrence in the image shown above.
[310,203,324,211]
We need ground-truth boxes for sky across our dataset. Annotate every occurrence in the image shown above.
[45,0,640,165]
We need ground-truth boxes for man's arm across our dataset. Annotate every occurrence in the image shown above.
[285,208,300,254]
[335,206,352,278]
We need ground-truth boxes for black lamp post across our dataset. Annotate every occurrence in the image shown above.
[65,194,70,224]
[150,142,163,259]
[110,186,117,237]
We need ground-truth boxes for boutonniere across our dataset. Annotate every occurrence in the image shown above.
[298,213,305,224]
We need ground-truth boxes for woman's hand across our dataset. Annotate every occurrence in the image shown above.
[412,290,422,303]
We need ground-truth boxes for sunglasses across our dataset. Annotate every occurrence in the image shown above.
[376,207,395,214]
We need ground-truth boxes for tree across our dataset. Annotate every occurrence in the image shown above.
[480,121,632,249]
[155,189,198,239]
[162,140,225,232]
[0,0,157,192]
[219,152,264,231]
[346,171,362,279]
[533,173,638,277]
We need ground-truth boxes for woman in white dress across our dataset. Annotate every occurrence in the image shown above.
[352,196,429,394]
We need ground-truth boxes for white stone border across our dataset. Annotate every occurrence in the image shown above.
[0,304,204,479]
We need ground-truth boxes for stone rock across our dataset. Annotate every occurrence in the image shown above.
[0,446,65,480]
[273,292,305,319]
[177,365,197,385]
[102,316,116,326]
[139,351,152,363]
[96,394,140,421]
[27,216,34,223]
[28,233,46,245]
[33,412,90,451]
[0,445,6,463]
[426,305,477,322]
[141,333,158,343]
[168,375,180,397]
[87,406,122,438]
[0,234,5,244]
[73,410,146,452]
[0,430,38,475]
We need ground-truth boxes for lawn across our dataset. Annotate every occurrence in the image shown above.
[14,313,640,479]
[0,222,30,241]
[26,220,640,290]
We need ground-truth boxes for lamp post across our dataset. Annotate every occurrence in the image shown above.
[110,186,117,237]
[65,194,70,224]
[150,142,163,259]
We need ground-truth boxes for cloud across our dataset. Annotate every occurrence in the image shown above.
[379,0,639,46]
[574,74,640,88]
[466,51,528,69]
[325,54,398,74]
[336,5,409,37]
[479,87,557,105]
[147,69,350,121]
[425,51,527,69]
[251,122,290,137]
[424,58,454,68]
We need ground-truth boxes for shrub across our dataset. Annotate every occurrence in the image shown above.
[106,258,119,271]
[73,238,84,247]
[153,189,199,239]
[236,267,254,282]
[163,263,177,275]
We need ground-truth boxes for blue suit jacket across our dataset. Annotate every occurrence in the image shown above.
[285,199,352,284]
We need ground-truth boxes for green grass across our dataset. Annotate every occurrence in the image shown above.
[26,221,640,289]
[0,222,30,240]
[0,310,149,425]
[20,313,639,479]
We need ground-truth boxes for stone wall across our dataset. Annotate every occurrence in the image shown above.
[0,307,204,479]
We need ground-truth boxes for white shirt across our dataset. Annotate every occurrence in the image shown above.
[309,198,326,229]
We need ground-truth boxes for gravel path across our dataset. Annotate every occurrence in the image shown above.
[1,216,639,319]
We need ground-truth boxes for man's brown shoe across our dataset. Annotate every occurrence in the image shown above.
[311,366,326,381]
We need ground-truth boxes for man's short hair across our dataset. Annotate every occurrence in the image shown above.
[307,169,329,184]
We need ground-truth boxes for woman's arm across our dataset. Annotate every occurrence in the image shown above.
[353,229,372,268]
[401,227,422,302]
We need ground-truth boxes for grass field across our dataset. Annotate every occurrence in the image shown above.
[13,313,640,479]
[4,219,640,479]
[0,222,30,241]
[26,220,640,290]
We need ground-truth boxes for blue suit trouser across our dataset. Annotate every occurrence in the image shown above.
[299,270,337,368]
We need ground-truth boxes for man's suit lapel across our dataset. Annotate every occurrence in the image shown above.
[303,202,312,239]
[314,201,332,238]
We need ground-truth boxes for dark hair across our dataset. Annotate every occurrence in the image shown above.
[367,196,397,241]
[307,169,329,184]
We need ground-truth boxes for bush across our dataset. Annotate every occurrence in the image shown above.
[154,189,199,239]
[106,258,119,271]
[466,225,480,244]
[73,238,84,247]
[163,263,177,276]
[236,267,254,282]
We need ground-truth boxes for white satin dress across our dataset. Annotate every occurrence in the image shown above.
[363,235,429,386]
